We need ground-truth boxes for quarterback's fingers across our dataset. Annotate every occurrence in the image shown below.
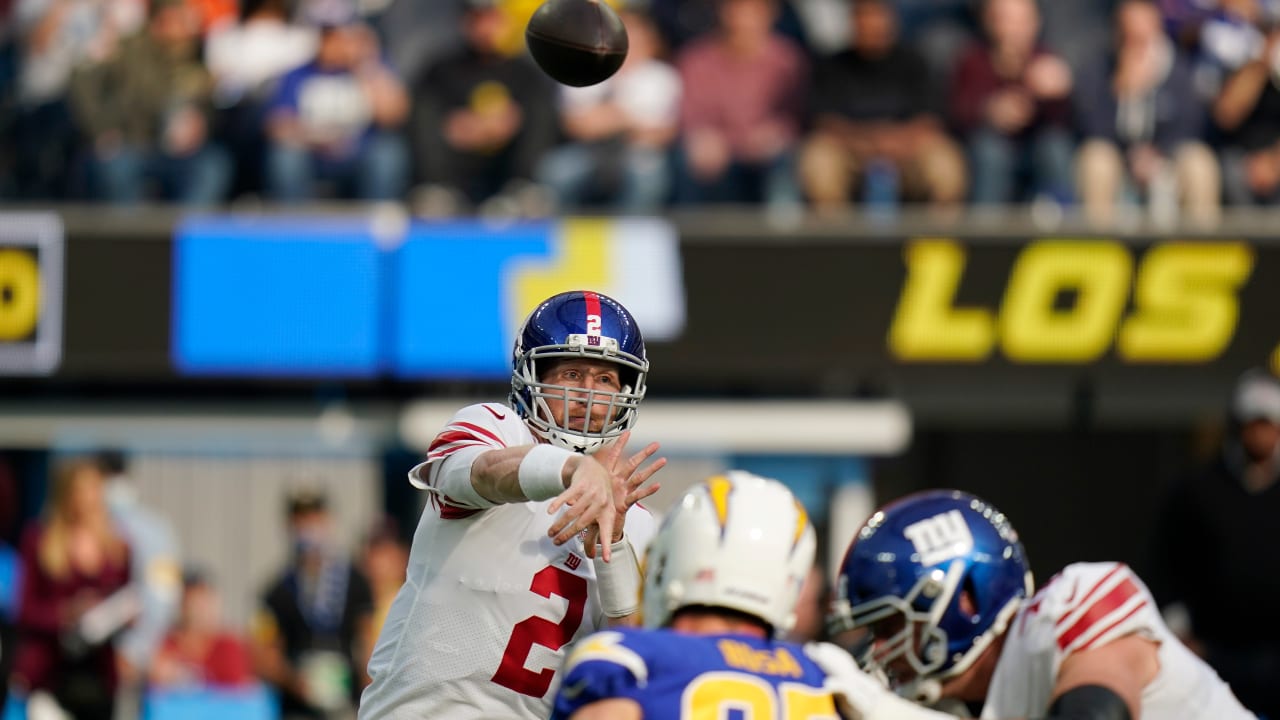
[602,431,631,470]
[547,488,571,515]
[547,486,583,533]
[629,455,667,489]
[627,481,662,506]
[623,442,660,480]
[549,507,588,544]
[583,526,600,558]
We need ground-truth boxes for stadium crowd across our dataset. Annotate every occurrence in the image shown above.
[3,0,1280,224]
[0,454,408,720]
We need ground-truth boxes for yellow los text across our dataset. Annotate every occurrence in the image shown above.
[888,239,1254,363]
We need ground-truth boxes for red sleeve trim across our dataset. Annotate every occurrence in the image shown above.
[453,421,505,447]
[429,430,483,452]
[1055,565,1123,629]
[1057,576,1141,650]
[1078,601,1150,652]
[426,442,488,461]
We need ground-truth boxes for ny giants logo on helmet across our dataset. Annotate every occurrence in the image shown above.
[903,510,975,567]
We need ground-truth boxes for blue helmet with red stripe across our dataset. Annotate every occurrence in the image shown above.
[510,290,648,454]
[827,490,1033,695]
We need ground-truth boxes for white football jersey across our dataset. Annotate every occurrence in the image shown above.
[358,403,658,720]
[983,562,1255,719]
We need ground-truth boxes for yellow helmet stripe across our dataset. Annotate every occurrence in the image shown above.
[706,475,733,539]
[792,499,809,552]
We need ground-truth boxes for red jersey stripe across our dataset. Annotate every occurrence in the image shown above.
[428,430,482,452]
[427,441,488,459]
[1055,564,1124,628]
[453,421,505,447]
[1078,601,1150,652]
[1057,577,1141,650]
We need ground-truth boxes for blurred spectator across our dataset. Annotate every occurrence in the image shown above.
[408,0,556,216]
[1040,0,1117,80]
[12,458,131,720]
[1074,0,1220,226]
[650,0,812,54]
[949,0,1075,206]
[365,0,461,89]
[149,570,254,689]
[11,0,144,199]
[1192,0,1268,100]
[264,0,410,203]
[1148,369,1280,720]
[358,519,406,645]
[250,489,372,720]
[96,450,181,717]
[892,0,974,81]
[205,0,318,199]
[68,0,232,205]
[675,0,808,208]
[536,6,681,213]
[1213,19,1280,204]
[1160,0,1221,48]
[799,0,965,214]
[209,0,317,103]
[189,0,237,35]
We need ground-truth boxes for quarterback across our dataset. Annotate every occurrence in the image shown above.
[358,290,665,719]
[821,490,1255,720]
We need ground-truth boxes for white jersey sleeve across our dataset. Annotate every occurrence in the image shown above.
[984,562,1255,720]
[408,403,530,515]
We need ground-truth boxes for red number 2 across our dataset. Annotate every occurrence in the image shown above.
[491,565,589,697]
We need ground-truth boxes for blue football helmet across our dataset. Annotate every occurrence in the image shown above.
[510,290,648,454]
[828,490,1033,691]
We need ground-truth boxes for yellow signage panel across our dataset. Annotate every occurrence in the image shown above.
[0,213,63,375]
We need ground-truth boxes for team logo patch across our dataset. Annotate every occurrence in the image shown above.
[565,553,582,570]
[903,510,974,566]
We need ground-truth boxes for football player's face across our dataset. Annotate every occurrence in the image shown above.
[867,612,920,683]
[539,359,623,434]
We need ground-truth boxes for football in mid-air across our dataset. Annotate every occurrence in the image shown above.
[525,0,629,87]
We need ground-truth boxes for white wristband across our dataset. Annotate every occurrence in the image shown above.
[593,535,642,618]
[518,444,574,501]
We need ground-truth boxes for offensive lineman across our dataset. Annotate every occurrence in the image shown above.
[820,489,1255,720]
[552,471,855,719]
[358,290,665,719]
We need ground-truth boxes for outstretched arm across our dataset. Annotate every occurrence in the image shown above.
[459,444,623,560]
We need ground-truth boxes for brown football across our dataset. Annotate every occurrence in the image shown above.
[525,0,629,87]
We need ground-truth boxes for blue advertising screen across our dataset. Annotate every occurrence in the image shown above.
[171,216,683,379]
[173,217,383,376]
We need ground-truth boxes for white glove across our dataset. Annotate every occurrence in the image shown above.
[805,643,958,720]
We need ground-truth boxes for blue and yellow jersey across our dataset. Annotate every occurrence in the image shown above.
[550,628,839,719]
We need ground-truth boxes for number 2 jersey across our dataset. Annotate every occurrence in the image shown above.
[358,403,657,720]
[551,628,839,719]
[983,562,1255,719]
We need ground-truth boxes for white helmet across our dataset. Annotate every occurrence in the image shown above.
[642,471,816,634]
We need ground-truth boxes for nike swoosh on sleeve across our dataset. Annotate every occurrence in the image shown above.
[484,406,507,420]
